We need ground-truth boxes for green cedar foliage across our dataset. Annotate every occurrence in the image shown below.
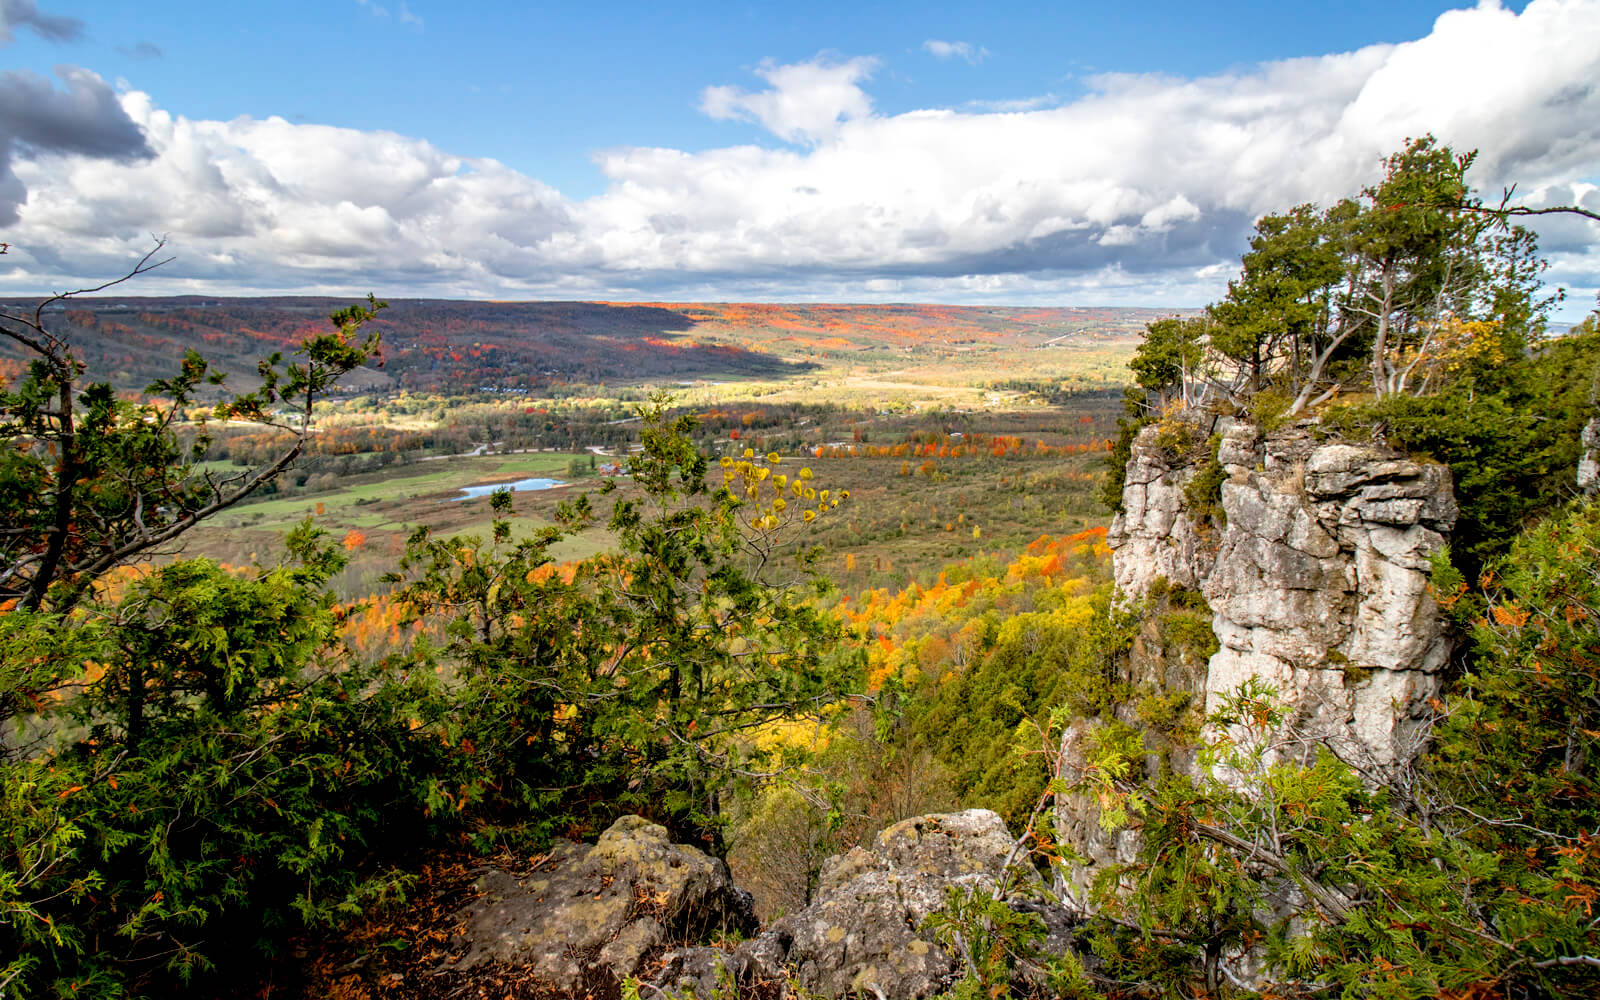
[1083,502,1600,1000]
[2,395,859,996]
[1097,389,1151,515]
[0,276,384,616]
[1432,499,1600,866]
[1324,324,1600,579]
[1128,316,1207,408]
[1,525,452,998]
[1132,137,1554,419]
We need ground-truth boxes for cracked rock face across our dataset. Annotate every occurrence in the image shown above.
[1580,417,1600,493]
[1087,417,1457,784]
[1201,423,1456,773]
[1107,430,1215,596]
[1101,421,1457,773]
[1065,418,1456,903]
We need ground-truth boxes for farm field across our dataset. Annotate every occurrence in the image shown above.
[84,294,1147,603]
[186,393,1126,599]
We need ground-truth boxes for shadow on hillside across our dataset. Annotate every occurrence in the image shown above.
[381,300,820,386]
[3,297,820,394]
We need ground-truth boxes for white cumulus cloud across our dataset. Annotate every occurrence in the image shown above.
[700,56,878,145]
[0,0,1597,314]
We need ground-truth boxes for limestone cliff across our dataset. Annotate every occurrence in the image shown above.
[1204,422,1456,769]
[1060,416,1457,900]
[1580,416,1600,493]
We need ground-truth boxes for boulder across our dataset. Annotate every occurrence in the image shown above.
[725,809,1036,1000]
[449,815,757,989]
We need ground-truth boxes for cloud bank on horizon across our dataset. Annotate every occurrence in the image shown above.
[0,0,1597,315]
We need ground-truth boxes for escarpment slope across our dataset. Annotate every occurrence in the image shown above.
[1061,415,1457,897]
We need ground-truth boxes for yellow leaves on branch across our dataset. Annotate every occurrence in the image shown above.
[720,447,848,535]
[1392,315,1506,384]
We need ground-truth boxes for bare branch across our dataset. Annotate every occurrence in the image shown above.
[31,237,175,330]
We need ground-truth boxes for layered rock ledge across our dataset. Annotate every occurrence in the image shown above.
[1108,418,1456,770]
[1064,418,1457,897]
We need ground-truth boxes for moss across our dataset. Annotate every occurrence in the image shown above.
[1167,586,1211,614]
[1182,434,1227,527]
[1159,609,1220,661]
[1134,686,1199,742]
[1340,665,1374,685]
[1251,389,1294,432]
[1321,649,1375,685]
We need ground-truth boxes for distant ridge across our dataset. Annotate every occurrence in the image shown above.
[1,297,1185,394]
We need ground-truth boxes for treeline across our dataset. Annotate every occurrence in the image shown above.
[1112,134,1597,579]
[1,298,820,396]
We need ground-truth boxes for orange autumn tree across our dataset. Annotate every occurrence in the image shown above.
[837,528,1122,825]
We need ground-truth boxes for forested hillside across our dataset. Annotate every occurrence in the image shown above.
[0,298,1157,396]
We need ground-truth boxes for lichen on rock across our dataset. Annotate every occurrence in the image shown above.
[1202,421,1456,775]
[656,809,1058,1000]
[447,815,756,989]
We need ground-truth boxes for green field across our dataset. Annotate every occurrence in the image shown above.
[170,304,1138,600]
[189,451,613,594]
[188,398,1121,601]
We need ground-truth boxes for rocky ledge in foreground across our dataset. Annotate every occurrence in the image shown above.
[448,814,758,989]
[445,810,1073,1000]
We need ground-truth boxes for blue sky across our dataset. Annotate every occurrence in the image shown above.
[1,0,1596,318]
[6,0,1536,197]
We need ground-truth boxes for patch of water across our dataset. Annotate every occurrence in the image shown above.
[452,477,565,501]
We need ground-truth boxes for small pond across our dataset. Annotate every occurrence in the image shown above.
[451,477,565,501]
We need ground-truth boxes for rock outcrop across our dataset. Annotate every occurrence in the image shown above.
[1107,426,1217,596]
[1062,416,1457,896]
[762,810,1023,999]
[1205,423,1456,771]
[660,809,1063,1000]
[449,815,756,986]
[1580,416,1600,493]
[1113,417,1455,767]
[446,810,1062,1000]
